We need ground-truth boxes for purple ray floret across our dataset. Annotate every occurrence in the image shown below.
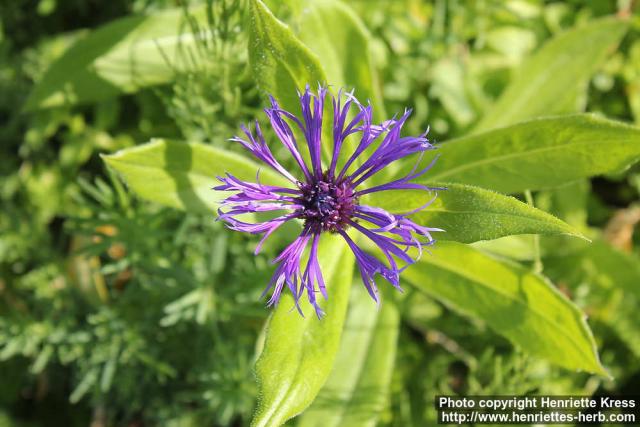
[214,86,442,317]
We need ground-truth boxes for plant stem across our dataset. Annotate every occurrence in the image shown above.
[525,190,543,274]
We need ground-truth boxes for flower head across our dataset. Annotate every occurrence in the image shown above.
[215,86,442,317]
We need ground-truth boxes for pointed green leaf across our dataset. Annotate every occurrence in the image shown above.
[297,285,399,427]
[297,0,386,120]
[545,239,640,357]
[403,242,606,375]
[248,0,327,114]
[102,139,287,213]
[476,16,628,131]
[248,0,338,163]
[426,114,640,194]
[252,234,355,427]
[366,183,584,243]
[25,7,209,110]
[545,239,640,304]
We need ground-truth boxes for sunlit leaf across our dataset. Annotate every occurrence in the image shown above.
[476,16,628,131]
[252,234,355,427]
[404,241,606,375]
[426,114,640,194]
[297,285,399,427]
[545,239,640,304]
[102,139,287,213]
[297,0,386,120]
[248,0,327,114]
[545,240,640,357]
[25,7,210,110]
[429,58,476,127]
[367,183,584,243]
[471,235,538,261]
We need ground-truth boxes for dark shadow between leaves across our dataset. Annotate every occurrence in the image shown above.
[164,141,211,214]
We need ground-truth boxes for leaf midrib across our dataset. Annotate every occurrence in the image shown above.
[429,131,630,182]
[256,241,349,427]
[328,308,379,427]
[376,204,571,232]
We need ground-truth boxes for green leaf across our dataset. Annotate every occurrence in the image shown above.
[545,239,640,304]
[426,114,640,194]
[296,0,386,120]
[248,0,337,164]
[297,285,399,427]
[366,183,584,243]
[248,0,327,114]
[476,16,628,131]
[538,181,590,229]
[403,241,606,375]
[252,234,355,427]
[102,139,287,213]
[545,240,640,357]
[25,7,209,110]
[429,58,476,127]
[471,235,539,261]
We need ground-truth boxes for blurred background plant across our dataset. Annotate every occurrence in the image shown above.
[1,0,639,426]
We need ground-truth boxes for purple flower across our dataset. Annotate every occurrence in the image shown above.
[215,86,442,317]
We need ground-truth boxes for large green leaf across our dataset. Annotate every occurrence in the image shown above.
[471,235,539,261]
[252,234,354,427]
[248,0,337,165]
[25,7,209,110]
[545,240,640,357]
[248,0,327,114]
[297,285,399,427]
[545,239,640,304]
[102,139,287,213]
[403,242,606,375]
[475,16,628,131]
[366,183,584,243]
[425,114,640,194]
[296,0,386,120]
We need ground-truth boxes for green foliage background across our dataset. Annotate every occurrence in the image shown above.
[1,0,639,426]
